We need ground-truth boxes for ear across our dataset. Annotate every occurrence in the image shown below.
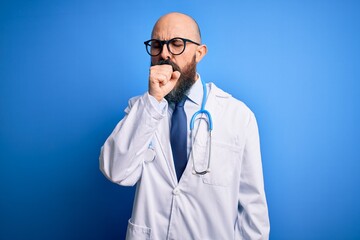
[195,44,208,63]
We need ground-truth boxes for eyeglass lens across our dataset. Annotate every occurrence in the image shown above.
[147,38,186,56]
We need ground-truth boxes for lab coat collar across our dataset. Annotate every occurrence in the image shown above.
[187,74,232,105]
[207,82,232,98]
[186,74,203,106]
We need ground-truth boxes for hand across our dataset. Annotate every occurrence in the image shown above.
[148,64,181,102]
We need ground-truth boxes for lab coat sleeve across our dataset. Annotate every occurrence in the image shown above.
[235,112,270,240]
[99,92,167,186]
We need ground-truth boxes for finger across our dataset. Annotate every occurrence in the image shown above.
[150,66,173,83]
[149,72,167,85]
[157,73,169,85]
[151,65,173,76]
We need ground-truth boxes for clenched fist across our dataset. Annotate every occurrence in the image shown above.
[149,64,181,102]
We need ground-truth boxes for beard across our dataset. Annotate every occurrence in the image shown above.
[151,55,197,104]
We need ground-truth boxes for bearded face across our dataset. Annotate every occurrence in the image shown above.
[151,55,197,104]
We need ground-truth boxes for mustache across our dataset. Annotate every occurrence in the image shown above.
[152,59,181,72]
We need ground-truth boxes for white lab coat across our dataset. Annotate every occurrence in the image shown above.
[100,82,270,240]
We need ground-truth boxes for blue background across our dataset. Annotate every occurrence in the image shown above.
[1,0,359,239]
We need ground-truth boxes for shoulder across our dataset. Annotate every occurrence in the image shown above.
[206,82,258,143]
[124,94,146,113]
[208,82,254,118]
[128,95,142,107]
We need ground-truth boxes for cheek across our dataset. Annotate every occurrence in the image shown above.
[176,61,187,71]
[151,56,160,65]
[174,55,191,70]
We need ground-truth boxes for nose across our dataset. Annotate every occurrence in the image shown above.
[160,43,171,60]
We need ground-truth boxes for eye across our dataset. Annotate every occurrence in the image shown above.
[151,40,161,49]
[170,39,184,48]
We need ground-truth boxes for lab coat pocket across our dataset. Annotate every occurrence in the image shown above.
[202,141,240,187]
[126,219,152,240]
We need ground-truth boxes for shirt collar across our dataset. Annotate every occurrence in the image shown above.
[186,73,203,106]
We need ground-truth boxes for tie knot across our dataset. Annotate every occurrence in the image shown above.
[176,97,187,108]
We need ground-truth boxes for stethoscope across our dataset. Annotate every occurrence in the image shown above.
[189,79,213,175]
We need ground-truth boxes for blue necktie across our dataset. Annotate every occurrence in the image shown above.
[170,98,187,181]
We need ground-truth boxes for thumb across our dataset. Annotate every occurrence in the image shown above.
[171,71,181,81]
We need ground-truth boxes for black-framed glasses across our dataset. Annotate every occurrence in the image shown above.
[144,37,200,56]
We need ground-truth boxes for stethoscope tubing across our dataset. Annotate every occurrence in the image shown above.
[189,79,212,175]
[190,79,213,131]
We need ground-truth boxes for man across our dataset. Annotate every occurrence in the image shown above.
[100,12,270,240]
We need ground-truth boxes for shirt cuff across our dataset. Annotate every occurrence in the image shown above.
[147,93,168,115]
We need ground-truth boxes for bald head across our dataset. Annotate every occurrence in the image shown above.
[151,12,201,43]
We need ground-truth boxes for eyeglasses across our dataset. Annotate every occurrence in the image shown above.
[144,37,200,56]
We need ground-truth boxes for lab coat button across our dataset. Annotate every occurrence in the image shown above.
[172,188,180,195]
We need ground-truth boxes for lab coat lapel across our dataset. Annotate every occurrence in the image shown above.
[204,83,229,132]
[154,116,178,185]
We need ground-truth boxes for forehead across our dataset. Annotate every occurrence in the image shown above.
[151,15,197,40]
